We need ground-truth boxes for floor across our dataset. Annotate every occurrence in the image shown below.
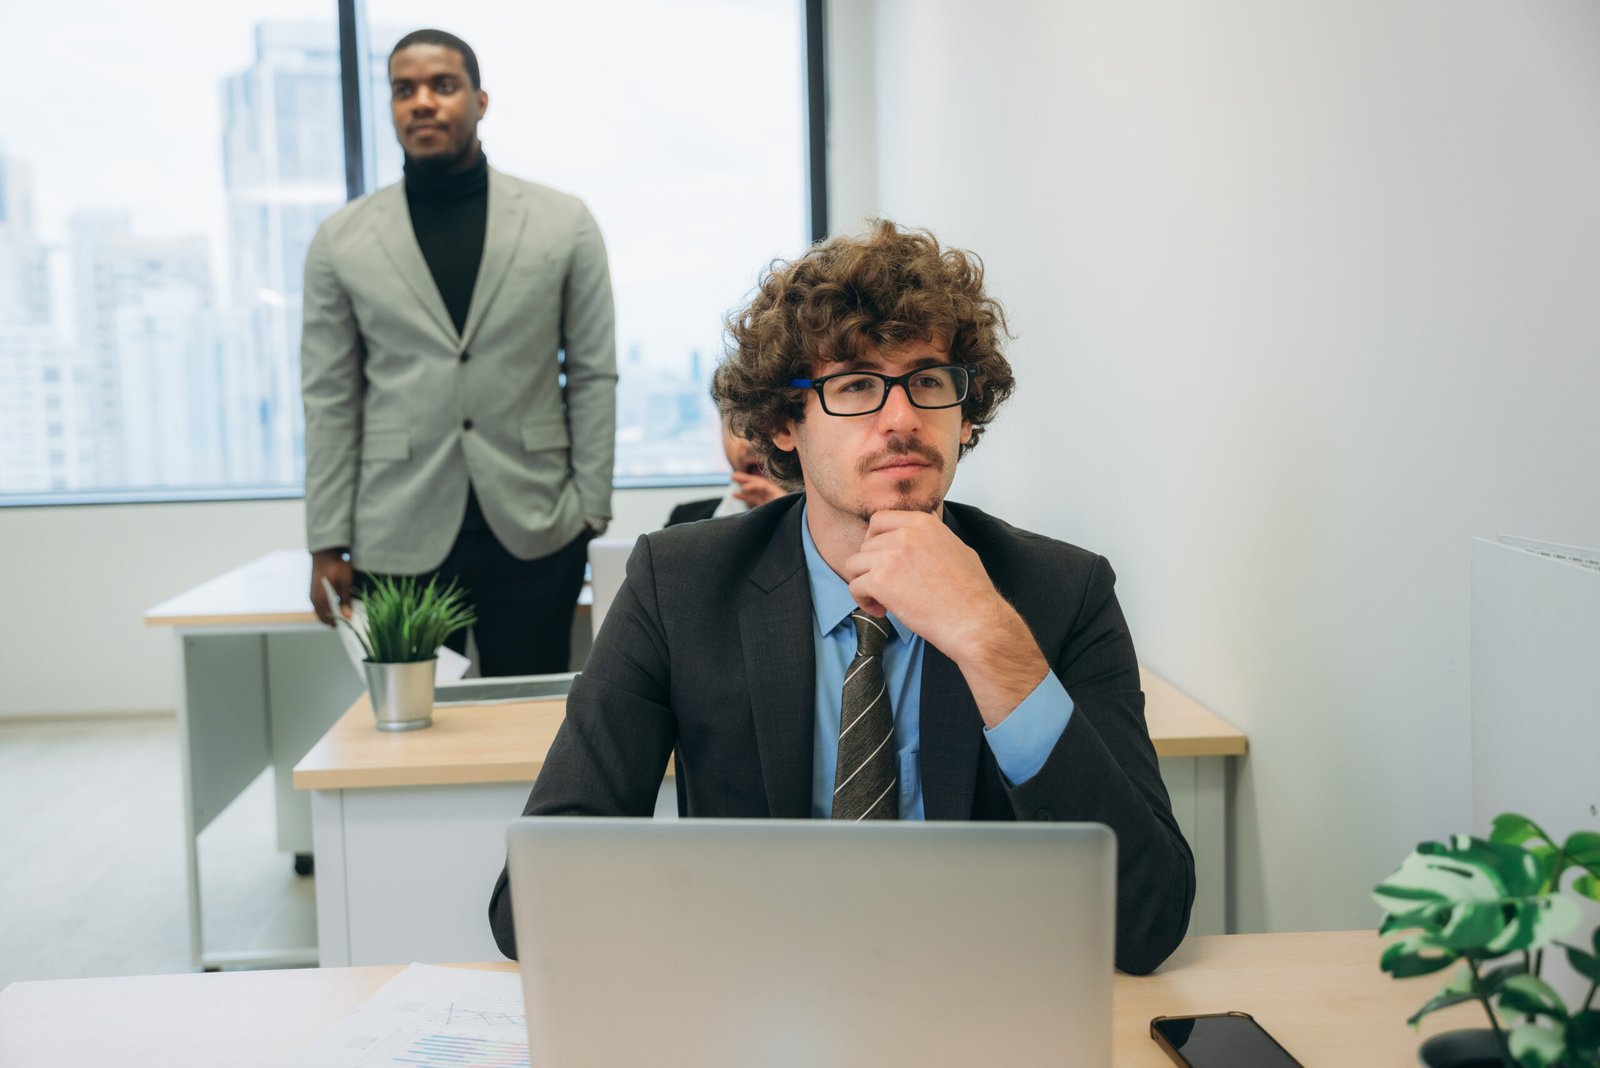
[0,715,316,990]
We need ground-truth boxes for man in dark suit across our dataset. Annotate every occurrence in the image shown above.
[489,221,1194,975]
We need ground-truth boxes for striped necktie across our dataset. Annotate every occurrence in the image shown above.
[832,609,898,820]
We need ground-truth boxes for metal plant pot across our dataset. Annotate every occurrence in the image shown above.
[1418,1029,1510,1067]
[364,659,437,731]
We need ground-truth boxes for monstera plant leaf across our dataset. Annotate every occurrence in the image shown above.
[1576,873,1600,903]
[1491,813,1552,847]
[1374,835,1580,969]
[1498,974,1569,1020]
[1565,1010,1600,1057]
[1492,814,1600,890]
[1566,940,1600,985]
[1404,960,1525,1027]
[1380,816,1600,1066]
[1508,1021,1566,1068]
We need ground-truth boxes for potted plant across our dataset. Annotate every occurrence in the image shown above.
[338,574,476,731]
[1373,812,1600,1067]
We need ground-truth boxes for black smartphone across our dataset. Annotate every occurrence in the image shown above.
[1150,1011,1304,1067]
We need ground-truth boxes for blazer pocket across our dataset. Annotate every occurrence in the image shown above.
[361,430,411,462]
[519,416,571,452]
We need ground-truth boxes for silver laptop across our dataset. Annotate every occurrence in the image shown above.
[585,535,636,642]
[506,818,1115,1066]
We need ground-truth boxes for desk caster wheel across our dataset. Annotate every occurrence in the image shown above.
[294,853,314,877]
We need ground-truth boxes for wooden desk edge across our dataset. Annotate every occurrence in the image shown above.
[293,761,543,791]
[1153,735,1248,758]
[144,610,320,628]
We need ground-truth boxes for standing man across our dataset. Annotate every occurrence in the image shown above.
[301,29,616,675]
[489,221,1194,975]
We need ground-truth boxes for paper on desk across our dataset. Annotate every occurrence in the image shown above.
[287,962,527,1067]
[434,643,471,683]
[323,578,474,686]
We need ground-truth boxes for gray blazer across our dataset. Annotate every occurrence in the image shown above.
[301,169,616,574]
[488,496,1196,975]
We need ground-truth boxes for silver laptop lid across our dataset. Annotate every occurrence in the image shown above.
[584,536,635,642]
[507,818,1115,1067]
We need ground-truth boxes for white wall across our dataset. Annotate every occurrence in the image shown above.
[851,0,1600,932]
[0,486,696,717]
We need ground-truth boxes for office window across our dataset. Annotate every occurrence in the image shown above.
[0,3,354,500]
[0,0,813,504]
[360,1,808,480]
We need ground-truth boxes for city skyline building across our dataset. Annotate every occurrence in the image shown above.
[69,212,215,488]
[0,153,51,326]
[221,21,402,487]
[0,324,90,492]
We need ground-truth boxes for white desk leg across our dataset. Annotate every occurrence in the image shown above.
[1192,756,1227,935]
[171,633,207,971]
[311,789,351,967]
[174,628,321,969]
[1158,756,1228,937]
[264,631,363,856]
[176,629,276,968]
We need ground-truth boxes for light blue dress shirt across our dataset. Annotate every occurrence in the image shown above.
[801,507,1074,818]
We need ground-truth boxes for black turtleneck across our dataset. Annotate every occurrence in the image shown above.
[404,149,489,335]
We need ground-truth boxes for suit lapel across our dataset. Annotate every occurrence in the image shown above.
[458,169,529,355]
[919,507,983,819]
[370,185,457,343]
[739,504,816,818]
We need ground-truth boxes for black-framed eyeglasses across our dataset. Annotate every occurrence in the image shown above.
[788,363,978,417]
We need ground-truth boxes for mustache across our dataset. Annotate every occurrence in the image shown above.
[857,437,944,477]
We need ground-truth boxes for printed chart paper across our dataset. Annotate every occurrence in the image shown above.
[288,964,527,1067]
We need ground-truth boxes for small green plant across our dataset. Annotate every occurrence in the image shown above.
[338,575,476,663]
[1373,813,1600,1067]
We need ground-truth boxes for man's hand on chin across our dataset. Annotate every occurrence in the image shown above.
[842,510,1049,727]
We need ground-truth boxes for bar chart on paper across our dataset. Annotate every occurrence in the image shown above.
[289,965,530,1068]
[363,1027,528,1067]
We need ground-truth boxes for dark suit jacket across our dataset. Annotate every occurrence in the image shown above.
[665,496,721,527]
[488,495,1195,974]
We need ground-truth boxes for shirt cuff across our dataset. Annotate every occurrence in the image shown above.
[981,674,1074,786]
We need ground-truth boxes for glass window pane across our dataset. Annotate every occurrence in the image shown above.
[362,1,809,480]
[0,3,382,500]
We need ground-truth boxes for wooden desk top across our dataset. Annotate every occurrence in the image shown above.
[1140,666,1247,758]
[0,931,1477,1067]
[294,695,568,790]
[144,550,592,629]
[293,665,1245,791]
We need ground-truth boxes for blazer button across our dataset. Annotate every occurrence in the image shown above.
[459,351,471,363]
[462,419,474,431]
[1034,808,1056,822]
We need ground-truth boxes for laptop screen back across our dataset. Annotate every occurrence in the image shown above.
[506,818,1115,1067]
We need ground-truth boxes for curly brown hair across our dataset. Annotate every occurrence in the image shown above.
[712,219,1015,487]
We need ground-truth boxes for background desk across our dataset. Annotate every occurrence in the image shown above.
[295,666,1246,966]
[145,550,591,970]
[0,931,1475,1066]
[145,550,362,970]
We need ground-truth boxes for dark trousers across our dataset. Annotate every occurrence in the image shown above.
[361,489,589,676]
